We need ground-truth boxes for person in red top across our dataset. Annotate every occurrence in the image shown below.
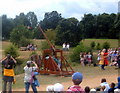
[104,49,109,66]
[67,72,84,93]
[102,49,109,70]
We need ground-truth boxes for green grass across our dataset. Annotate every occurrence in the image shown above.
[0,39,119,90]
[82,39,118,48]
[12,64,118,89]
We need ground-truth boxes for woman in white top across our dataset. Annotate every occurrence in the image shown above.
[24,60,38,93]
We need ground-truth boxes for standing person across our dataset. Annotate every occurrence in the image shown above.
[84,52,88,66]
[99,49,105,70]
[2,54,16,93]
[80,53,85,66]
[24,59,39,93]
[86,52,92,66]
[66,43,70,51]
[62,43,66,51]
[103,49,109,69]
[67,72,84,93]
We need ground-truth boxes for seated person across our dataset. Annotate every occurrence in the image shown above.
[67,72,84,93]
[52,56,61,68]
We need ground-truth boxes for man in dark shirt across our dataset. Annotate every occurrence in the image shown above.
[2,54,16,93]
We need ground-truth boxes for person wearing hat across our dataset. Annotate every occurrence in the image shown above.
[24,58,38,93]
[67,72,84,92]
[1,54,16,93]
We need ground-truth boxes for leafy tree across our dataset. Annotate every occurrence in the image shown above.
[81,14,97,38]
[40,11,62,30]
[33,27,44,39]
[108,13,117,39]
[2,15,15,39]
[10,25,33,47]
[26,12,38,28]
[4,44,19,58]
[114,13,120,47]
[102,42,110,49]
[56,17,81,46]
[14,13,30,27]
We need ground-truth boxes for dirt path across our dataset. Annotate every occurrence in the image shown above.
[13,73,118,91]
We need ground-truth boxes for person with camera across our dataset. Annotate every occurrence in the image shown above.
[1,54,16,93]
[24,58,39,93]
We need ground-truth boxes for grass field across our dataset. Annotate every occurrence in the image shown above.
[82,39,118,48]
[0,39,119,91]
[12,65,118,90]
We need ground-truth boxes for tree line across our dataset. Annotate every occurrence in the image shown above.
[2,11,120,47]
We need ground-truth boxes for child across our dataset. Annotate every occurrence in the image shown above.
[67,72,84,93]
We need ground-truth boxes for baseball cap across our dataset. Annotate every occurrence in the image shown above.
[72,72,83,81]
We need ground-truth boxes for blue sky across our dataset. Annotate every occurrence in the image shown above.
[0,0,119,21]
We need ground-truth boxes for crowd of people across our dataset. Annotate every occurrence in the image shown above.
[97,48,120,70]
[26,44,37,51]
[1,47,120,93]
[80,52,93,66]
[79,47,120,70]
[46,72,120,93]
[1,54,120,93]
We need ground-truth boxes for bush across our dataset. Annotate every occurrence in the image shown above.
[102,42,110,49]
[90,41,96,49]
[4,44,19,58]
[70,42,90,63]
[96,43,101,50]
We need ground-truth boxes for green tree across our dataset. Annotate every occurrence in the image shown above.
[114,13,120,47]
[81,14,97,38]
[56,17,81,46]
[10,25,33,47]
[40,11,62,30]
[2,15,15,39]
[14,13,30,27]
[26,12,38,28]
[33,27,44,39]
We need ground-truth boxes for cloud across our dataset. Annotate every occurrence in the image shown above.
[0,0,119,21]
